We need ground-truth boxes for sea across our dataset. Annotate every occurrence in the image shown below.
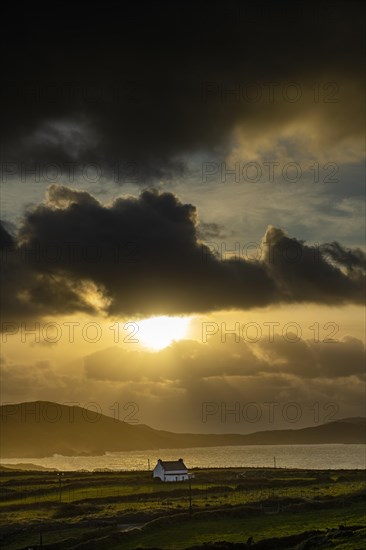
[2,444,366,471]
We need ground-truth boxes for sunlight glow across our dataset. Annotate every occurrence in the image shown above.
[137,316,191,350]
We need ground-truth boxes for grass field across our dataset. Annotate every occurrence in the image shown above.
[0,467,365,549]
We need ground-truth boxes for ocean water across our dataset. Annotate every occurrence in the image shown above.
[2,444,365,471]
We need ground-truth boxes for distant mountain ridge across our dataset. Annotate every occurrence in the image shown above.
[1,401,365,458]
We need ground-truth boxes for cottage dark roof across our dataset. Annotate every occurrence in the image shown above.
[158,458,188,471]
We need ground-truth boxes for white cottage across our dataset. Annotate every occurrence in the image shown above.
[153,458,189,482]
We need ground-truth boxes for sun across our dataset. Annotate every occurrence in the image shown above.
[137,316,191,350]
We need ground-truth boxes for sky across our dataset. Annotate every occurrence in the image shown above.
[1,1,365,435]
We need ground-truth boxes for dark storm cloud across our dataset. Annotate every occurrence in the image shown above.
[197,222,229,241]
[83,336,365,383]
[84,339,265,382]
[320,242,366,274]
[259,335,365,380]
[0,217,100,324]
[1,1,364,180]
[262,227,365,305]
[5,186,276,318]
[0,187,364,322]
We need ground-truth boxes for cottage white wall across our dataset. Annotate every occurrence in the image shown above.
[153,462,165,480]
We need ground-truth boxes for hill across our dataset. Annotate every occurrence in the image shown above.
[0,402,365,458]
